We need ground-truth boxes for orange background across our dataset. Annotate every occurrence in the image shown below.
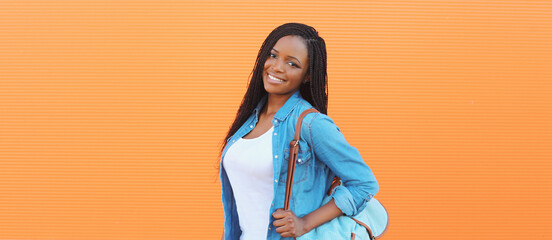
[1,1,551,239]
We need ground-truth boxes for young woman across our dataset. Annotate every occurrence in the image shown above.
[219,23,379,239]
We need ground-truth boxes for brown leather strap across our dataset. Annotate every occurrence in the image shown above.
[284,108,319,210]
[350,216,376,240]
[283,108,376,239]
[327,176,341,196]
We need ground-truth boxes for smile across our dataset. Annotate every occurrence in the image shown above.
[268,74,285,82]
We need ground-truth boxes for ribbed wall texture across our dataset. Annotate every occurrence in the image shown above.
[1,1,551,239]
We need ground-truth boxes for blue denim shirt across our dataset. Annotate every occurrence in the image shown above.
[220,90,379,240]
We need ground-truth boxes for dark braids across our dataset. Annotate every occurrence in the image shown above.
[302,36,328,114]
[219,23,329,159]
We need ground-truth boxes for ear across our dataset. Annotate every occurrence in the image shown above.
[302,73,310,84]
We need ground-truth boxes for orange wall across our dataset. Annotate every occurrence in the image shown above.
[1,1,551,239]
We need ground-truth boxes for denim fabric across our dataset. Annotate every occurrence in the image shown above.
[220,90,379,240]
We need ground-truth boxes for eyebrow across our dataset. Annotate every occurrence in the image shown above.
[272,48,302,65]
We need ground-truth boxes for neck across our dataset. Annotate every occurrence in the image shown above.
[262,92,295,116]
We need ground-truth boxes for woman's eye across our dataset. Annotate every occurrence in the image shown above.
[288,62,298,67]
[269,53,276,58]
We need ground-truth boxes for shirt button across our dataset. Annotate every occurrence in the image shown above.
[274,155,278,158]
[298,158,301,163]
[274,120,277,123]
[271,203,274,206]
[274,132,277,135]
[232,140,235,142]
[268,227,272,230]
[274,179,278,183]
[249,125,253,128]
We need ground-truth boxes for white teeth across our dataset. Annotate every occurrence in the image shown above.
[269,74,284,82]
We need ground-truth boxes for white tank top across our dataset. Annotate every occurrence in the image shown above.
[223,126,274,240]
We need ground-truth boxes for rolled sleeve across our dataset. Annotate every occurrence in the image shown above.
[307,113,379,216]
[330,185,356,216]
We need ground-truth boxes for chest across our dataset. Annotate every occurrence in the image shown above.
[242,114,275,139]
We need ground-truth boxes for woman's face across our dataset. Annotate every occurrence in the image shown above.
[262,35,309,97]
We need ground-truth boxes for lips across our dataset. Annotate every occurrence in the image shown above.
[267,73,285,84]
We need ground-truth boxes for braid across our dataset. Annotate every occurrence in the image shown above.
[303,36,328,114]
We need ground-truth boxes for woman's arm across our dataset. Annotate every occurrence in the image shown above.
[307,112,379,216]
[273,112,379,238]
[272,198,342,238]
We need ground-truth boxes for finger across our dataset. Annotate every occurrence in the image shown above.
[272,208,283,217]
[272,209,288,219]
[272,218,285,227]
[278,228,296,238]
[275,217,296,229]
[273,215,289,227]
[272,216,292,227]
[275,224,292,234]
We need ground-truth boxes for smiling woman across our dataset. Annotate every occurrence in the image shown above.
[218,23,379,240]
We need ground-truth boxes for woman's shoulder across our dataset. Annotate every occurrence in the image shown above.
[292,100,340,134]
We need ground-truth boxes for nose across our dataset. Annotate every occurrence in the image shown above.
[272,59,284,73]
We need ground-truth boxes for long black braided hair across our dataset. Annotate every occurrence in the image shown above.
[219,22,328,159]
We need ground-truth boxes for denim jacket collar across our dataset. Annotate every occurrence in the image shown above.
[252,90,302,123]
[252,94,267,122]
